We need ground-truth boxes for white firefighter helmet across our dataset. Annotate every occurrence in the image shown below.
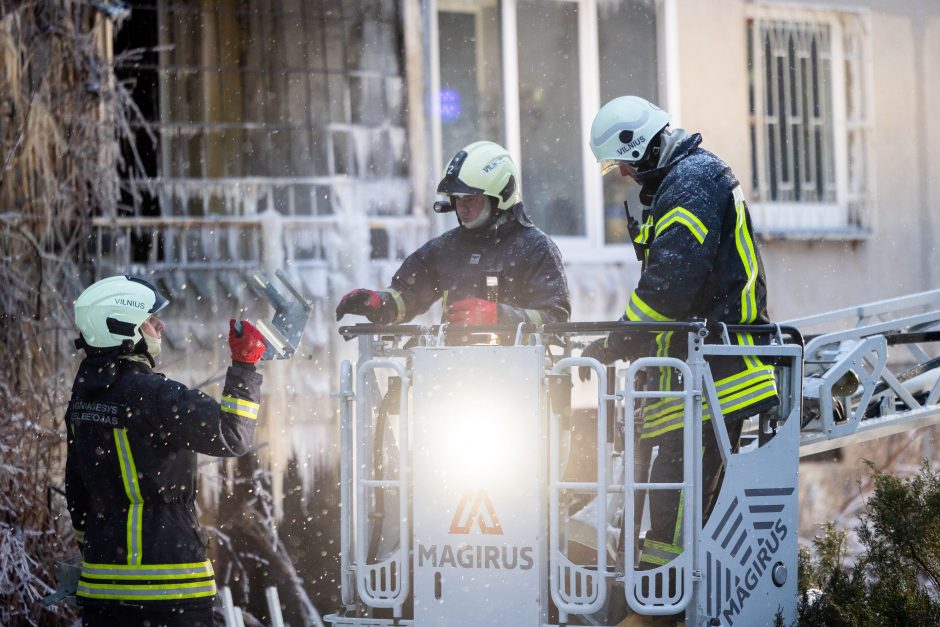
[589,96,670,175]
[74,275,169,348]
[436,141,521,212]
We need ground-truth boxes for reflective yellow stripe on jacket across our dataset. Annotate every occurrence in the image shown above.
[388,288,406,323]
[634,215,654,263]
[220,395,259,420]
[624,292,674,323]
[114,428,143,565]
[78,560,217,601]
[654,207,709,244]
[524,309,543,326]
[731,186,759,323]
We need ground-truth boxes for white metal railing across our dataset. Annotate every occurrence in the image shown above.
[353,359,410,616]
[549,356,612,620]
[548,354,701,620]
[781,290,940,456]
[337,360,356,609]
[622,357,698,617]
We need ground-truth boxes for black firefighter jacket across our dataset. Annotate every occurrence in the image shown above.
[65,353,262,608]
[385,204,570,327]
[617,132,778,440]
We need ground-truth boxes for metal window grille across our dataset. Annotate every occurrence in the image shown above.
[747,7,872,234]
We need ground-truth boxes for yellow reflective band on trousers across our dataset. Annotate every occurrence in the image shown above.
[673,492,685,547]
[654,207,709,244]
[220,395,259,419]
[77,560,216,601]
[113,428,143,565]
[625,291,674,323]
[640,538,684,567]
[640,366,777,439]
[655,332,673,392]
[731,186,759,323]
[736,331,762,371]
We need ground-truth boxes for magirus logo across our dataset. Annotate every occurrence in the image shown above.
[417,489,533,570]
[448,489,503,535]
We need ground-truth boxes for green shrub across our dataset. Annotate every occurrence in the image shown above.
[798,461,940,626]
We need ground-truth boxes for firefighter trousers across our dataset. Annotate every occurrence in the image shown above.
[639,413,744,570]
[82,604,214,627]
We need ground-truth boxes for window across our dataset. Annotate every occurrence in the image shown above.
[517,0,584,236]
[747,5,872,236]
[597,1,659,245]
[118,1,409,219]
[437,2,504,160]
[434,0,659,258]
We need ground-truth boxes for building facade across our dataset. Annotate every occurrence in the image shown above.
[99,0,940,533]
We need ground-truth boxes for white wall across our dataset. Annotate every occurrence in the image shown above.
[665,0,938,322]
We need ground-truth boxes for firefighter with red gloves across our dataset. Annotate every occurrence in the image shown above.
[65,275,266,627]
[336,141,570,331]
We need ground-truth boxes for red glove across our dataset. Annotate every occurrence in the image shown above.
[447,298,497,326]
[229,319,266,364]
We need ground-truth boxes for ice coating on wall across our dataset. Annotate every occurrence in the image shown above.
[102,1,422,510]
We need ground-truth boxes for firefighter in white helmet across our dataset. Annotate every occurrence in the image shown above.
[336,140,569,330]
[583,96,778,626]
[65,275,266,626]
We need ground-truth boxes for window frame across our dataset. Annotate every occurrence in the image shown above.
[746,3,874,239]
[430,0,671,262]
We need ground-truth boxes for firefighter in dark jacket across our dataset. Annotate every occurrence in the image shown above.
[583,96,777,624]
[335,140,570,329]
[66,275,267,627]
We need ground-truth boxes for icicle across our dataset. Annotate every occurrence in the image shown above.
[330,181,371,286]
[349,126,372,177]
[388,126,407,168]
[258,207,285,275]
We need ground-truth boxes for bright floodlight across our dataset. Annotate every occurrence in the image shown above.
[439,396,517,485]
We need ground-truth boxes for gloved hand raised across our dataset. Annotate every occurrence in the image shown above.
[335,288,396,324]
[229,319,267,365]
[447,297,497,326]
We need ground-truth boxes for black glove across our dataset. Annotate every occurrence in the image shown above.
[579,336,617,382]
[335,288,397,323]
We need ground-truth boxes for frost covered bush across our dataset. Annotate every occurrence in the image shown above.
[798,462,940,626]
[1,0,147,623]
[0,523,53,624]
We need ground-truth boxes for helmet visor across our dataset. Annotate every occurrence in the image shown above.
[127,276,170,313]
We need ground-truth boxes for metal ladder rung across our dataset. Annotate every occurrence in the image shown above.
[632,390,693,399]
[634,482,688,490]
[360,479,400,489]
